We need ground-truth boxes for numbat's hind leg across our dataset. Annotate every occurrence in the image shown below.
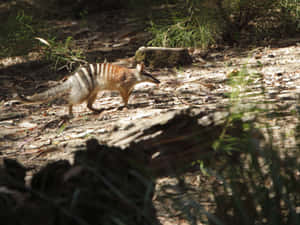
[86,92,103,113]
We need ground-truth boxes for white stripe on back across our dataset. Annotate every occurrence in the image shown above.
[100,63,105,79]
[96,63,100,76]
[75,72,87,90]
[81,67,92,86]
[89,64,95,76]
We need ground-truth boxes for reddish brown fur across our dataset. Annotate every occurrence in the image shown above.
[17,62,160,116]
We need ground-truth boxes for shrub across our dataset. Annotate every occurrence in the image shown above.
[147,0,300,48]
[0,9,38,57]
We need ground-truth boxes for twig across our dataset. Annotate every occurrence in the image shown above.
[0,112,26,121]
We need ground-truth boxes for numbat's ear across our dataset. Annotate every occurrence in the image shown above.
[136,62,144,72]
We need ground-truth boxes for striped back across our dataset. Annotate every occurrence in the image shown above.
[71,62,159,96]
[73,63,131,91]
[16,61,159,116]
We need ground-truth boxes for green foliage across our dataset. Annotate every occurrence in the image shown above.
[127,0,165,9]
[0,9,38,57]
[147,1,219,48]
[209,67,299,224]
[279,0,300,31]
[0,5,86,72]
[180,66,299,224]
[147,18,217,48]
[36,36,86,71]
[213,68,263,154]
[147,0,300,47]
[210,144,300,225]
[156,66,299,225]
[217,0,300,42]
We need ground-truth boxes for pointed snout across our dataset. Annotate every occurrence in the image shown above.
[143,71,160,84]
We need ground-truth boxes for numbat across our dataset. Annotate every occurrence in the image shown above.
[17,62,160,116]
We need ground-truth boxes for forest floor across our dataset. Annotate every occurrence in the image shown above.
[1,7,300,225]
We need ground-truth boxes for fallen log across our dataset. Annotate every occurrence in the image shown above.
[135,46,192,68]
[109,108,259,177]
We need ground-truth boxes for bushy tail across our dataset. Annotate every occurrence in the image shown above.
[16,80,72,104]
